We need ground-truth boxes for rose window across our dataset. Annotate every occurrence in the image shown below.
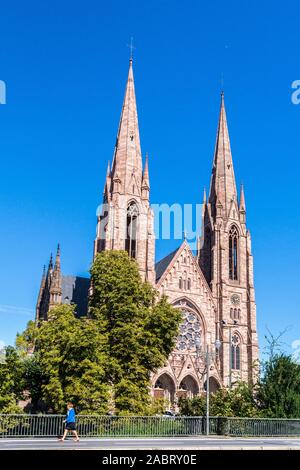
[176,310,202,351]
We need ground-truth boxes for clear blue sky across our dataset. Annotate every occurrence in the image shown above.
[0,0,299,356]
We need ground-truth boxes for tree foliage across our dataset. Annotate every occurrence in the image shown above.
[16,320,37,356]
[257,353,300,418]
[89,250,182,414]
[13,251,180,415]
[34,304,109,414]
[179,382,260,417]
[0,346,24,413]
[7,255,300,418]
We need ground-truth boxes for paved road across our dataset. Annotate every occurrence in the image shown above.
[1,437,300,450]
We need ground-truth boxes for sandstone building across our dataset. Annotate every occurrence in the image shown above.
[36,58,259,405]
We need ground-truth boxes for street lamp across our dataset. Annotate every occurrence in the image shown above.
[195,336,221,436]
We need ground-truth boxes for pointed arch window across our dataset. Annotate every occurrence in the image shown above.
[125,202,138,258]
[230,308,241,321]
[229,225,239,280]
[231,334,241,370]
[204,226,213,283]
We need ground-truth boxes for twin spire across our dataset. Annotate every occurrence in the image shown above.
[208,92,245,220]
[106,58,244,218]
[106,58,149,197]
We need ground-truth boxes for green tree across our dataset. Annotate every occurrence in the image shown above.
[90,250,181,414]
[258,354,300,418]
[33,304,109,414]
[211,382,260,417]
[179,382,260,417]
[0,346,24,413]
[16,320,37,356]
[178,395,206,416]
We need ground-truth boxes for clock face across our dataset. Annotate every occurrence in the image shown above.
[231,294,240,306]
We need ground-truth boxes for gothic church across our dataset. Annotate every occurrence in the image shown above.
[36,58,259,404]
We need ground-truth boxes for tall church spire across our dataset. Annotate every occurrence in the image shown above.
[111,58,142,194]
[209,93,237,219]
[94,57,155,284]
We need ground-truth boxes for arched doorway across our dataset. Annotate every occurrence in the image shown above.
[154,373,176,404]
[178,375,199,399]
[204,376,221,394]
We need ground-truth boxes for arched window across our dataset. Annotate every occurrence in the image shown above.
[125,202,138,258]
[187,278,191,290]
[179,277,182,289]
[230,308,240,320]
[204,226,213,283]
[231,333,241,370]
[229,225,239,280]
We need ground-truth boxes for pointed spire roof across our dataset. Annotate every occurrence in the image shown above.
[54,244,61,270]
[103,160,112,201]
[239,184,246,212]
[111,58,142,193]
[203,187,207,204]
[209,93,237,218]
[106,160,111,177]
[142,152,150,188]
[48,253,53,271]
[51,244,62,296]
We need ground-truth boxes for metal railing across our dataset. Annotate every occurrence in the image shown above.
[227,417,300,437]
[1,415,300,438]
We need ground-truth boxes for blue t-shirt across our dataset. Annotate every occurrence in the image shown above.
[66,408,76,423]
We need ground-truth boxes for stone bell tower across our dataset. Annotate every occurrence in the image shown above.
[199,93,259,386]
[94,58,155,284]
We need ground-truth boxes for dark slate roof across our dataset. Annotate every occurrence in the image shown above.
[62,275,90,317]
[155,246,181,281]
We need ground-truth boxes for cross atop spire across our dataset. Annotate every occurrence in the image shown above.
[209,92,237,219]
[127,36,135,61]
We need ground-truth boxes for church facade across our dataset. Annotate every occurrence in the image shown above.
[36,58,259,405]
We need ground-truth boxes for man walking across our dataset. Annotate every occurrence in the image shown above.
[59,402,79,442]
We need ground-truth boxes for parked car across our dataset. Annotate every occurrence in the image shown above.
[162,410,176,418]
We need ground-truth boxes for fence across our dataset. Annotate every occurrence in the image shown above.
[1,415,300,438]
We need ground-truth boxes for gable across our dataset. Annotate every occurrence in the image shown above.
[228,197,240,221]
[155,240,216,307]
[155,246,180,281]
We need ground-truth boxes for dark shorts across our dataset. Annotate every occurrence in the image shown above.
[66,422,76,431]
